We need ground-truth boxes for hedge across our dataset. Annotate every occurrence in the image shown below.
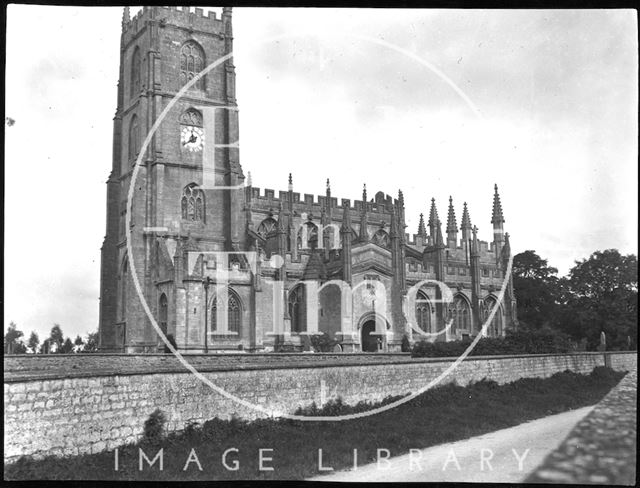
[411,329,574,357]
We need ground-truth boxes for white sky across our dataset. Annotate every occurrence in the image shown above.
[4,6,638,340]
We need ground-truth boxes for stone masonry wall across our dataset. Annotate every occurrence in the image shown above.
[4,352,636,463]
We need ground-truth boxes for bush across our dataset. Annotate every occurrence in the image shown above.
[310,332,338,352]
[411,328,574,358]
[294,394,407,416]
[143,409,166,443]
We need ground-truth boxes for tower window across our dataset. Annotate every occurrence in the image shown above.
[128,114,139,162]
[180,108,203,127]
[180,41,205,90]
[130,47,141,99]
[181,183,205,222]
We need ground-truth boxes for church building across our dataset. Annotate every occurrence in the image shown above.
[99,7,517,353]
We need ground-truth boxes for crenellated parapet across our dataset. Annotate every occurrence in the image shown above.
[245,184,404,229]
[121,7,225,47]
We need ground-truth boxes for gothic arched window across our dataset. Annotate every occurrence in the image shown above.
[211,291,241,333]
[289,285,306,333]
[128,115,139,162]
[181,183,205,222]
[180,41,205,90]
[130,47,141,98]
[180,108,203,127]
[416,290,432,332]
[297,222,318,251]
[479,300,488,335]
[450,295,470,334]
[372,229,390,249]
[484,297,503,337]
[257,218,277,239]
[159,293,168,335]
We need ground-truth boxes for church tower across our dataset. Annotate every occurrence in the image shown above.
[99,7,243,352]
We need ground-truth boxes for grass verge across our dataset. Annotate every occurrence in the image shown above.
[5,366,626,481]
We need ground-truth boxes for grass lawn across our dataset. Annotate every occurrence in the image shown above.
[5,366,626,481]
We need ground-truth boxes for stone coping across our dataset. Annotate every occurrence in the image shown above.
[526,367,637,485]
[4,351,634,383]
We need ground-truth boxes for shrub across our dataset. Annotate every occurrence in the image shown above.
[294,394,407,416]
[143,409,166,443]
[590,365,626,382]
[401,335,411,352]
[310,332,338,352]
[411,328,574,358]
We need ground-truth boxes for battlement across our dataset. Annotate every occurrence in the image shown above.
[246,185,400,215]
[122,7,225,46]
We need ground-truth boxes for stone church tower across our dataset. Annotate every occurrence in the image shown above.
[100,7,517,353]
[99,7,244,352]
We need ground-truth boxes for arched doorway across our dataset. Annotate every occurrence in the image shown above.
[361,321,378,352]
[359,313,388,352]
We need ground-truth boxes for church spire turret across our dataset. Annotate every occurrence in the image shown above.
[326,178,331,198]
[397,189,406,245]
[491,184,504,225]
[491,184,505,262]
[435,219,445,248]
[446,196,458,245]
[461,202,473,264]
[359,184,368,243]
[428,198,439,244]
[122,7,130,29]
[470,224,482,336]
[288,173,293,192]
[417,213,427,239]
[341,203,353,283]
[461,202,472,231]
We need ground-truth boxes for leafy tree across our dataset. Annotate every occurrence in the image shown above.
[48,324,64,353]
[4,322,27,354]
[560,250,637,350]
[512,251,563,329]
[27,331,40,354]
[61,337,74,354]
[73,335,84,352]
[82,331,99,353]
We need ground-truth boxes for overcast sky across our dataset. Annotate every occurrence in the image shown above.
[5,6,637,340]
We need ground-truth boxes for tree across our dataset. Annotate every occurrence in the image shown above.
[27,331,40,354]
[512,251,563,329]
[73,335,84,352]
[82,331,99,353]
[560,250,637,350]
[48,324,64,353]
[4,322,27,354]
[61,337,74,354]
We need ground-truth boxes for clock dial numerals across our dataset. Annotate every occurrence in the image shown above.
[181,126,204,152]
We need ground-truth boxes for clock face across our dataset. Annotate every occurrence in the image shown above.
[181,126,204,152]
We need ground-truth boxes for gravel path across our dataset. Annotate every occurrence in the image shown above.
[308,406,595,483]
